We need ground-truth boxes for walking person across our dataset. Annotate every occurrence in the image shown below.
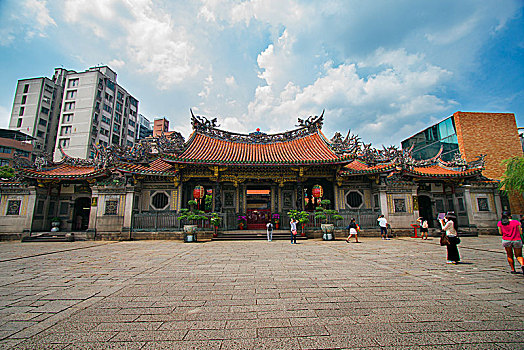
[290,218,297,244]
[439,213,460,264]
[497,212,524,274]
[266,221,273,242]
[346,218,360,243]
[417,217,429,240]
[378,215,389,240]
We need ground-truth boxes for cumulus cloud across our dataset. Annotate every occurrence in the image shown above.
[108,59,125,69]
[63,0,200,88]
[245,48,454,144]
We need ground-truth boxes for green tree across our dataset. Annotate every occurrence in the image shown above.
[499,156,524,195]
[0,166,15,179]
[314,199,343,225]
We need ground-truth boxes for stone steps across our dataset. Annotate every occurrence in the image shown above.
[213,230,308,241]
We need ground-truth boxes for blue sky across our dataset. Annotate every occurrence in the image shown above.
[0,0,523,146]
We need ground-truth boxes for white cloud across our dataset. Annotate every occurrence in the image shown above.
[108,59,125,69]
[245,48,455,144]
[225,75,236,87]
[63,0,200,88]
[24,0,56,33]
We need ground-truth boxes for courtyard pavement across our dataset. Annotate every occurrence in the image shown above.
[0,236,522,349]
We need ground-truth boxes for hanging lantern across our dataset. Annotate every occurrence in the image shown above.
[312,184,323,198]
[193,185,205,199]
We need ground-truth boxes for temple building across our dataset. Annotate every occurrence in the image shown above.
[0,112,501,240]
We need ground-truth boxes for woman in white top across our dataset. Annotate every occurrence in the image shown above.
[439,214,460,264]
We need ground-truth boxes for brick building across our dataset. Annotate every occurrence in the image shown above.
[403,111,524,215]
[0,129,34,168]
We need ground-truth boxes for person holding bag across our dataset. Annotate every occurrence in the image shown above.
[346,218,360,243]
[439,213,460,264]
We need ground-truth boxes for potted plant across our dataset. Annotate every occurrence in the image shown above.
[314,199,343,240]
[272,214,280,229]
[50,217,61,232]
[287,210,310,236]
[209,212,222,238]
[177,200,208,242]
[238,215,247,229]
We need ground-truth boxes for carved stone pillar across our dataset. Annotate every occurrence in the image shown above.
[214,182,222,212]
[296,183,303,211]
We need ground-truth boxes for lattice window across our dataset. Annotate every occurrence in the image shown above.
[105,200,118,215]
[6,200,21,215]
[151,192,169,210]
[346,191,363,209]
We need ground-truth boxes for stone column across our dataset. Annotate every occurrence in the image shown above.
[88,186,99,235]
[122,186,135,240]
[296,183,303,211]
[494,190,503,218]
[463,187,475,227]
[214,182,222,212]
[379,189,388,217]
[22,186,37,238]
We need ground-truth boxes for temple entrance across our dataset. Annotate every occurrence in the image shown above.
[418,195,434,228]
[73,197,91,230]
[246,188,271,229]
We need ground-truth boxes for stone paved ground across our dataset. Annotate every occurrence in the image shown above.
[0,236,522,349]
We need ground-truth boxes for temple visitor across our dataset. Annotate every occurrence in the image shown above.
[497,212,523,274]
[346,218,360,243]
[417,217,429,240]
[290,218,297,244]
[266,221,273,242]
[439,213,460,264]
[378,215,389,240]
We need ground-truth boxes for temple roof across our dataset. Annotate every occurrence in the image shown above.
[21,164,106,180]
[116,158,177,175]
[165,131,348,166]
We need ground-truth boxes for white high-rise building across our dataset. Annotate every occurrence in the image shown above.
[8,66,139,161]
[54,66,139,161]
[9,68,69,153]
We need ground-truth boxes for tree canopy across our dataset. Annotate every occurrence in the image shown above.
[0,166,15,179]
[499,156,524,195]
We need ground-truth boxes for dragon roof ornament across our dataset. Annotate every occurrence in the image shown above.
[189,109,325,144]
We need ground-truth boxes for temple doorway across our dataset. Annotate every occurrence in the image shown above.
[246,188,271,229]
[418,195,434,228]
[73,197,91,230]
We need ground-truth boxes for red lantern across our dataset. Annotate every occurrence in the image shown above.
[312,184,323,198]
[193,185,205,199]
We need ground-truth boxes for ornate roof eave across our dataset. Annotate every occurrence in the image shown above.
[189,109,325,144]
[19,167,110,180]
[161,155,354,167]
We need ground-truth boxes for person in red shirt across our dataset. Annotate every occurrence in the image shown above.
[497,212,523,274]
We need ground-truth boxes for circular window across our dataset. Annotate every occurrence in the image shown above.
[346,191,363,209]
[151,192,169,210]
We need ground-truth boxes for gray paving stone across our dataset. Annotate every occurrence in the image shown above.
[0,237,522,349]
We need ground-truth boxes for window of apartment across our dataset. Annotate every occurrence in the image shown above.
[114,113,121,123]
[21,95,27,104]
[106,80,115,91]
[0,146,12,154]
[17,119,22,128]
[61,126,72,136]
[44,84,53,93]
[59,138,70,148]
[19,107,24,116]
[37,130,45,138]
[68,79,79,88]
[17,150,30,158]
[93,113,99,122]
[23,84,29,93]
[95,102,100,111]
[116,102,122,113]
[129,120,136,127]
[129,110,136,117]
[66,90,76,99]
[117,91,123,101]
[128,130,135,138]
[126,140,133,147]
[62,114,73,123]
[112,135,120,144]
[40,107,49,115]
[104,92,113,102]
[130,97,138,107]
[97,90,102,99]
[101,115,110,125]
[64,102,75,111]
[42,96,50,104]
[113,124,120,133]
[103,104,112,113]
[39,118,47,127]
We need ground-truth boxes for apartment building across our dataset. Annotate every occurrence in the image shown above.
[0,129,34,167]
[54,66,139,160]
[153,118,169,137]
[9,66,139,161]
[138,114,153,140]
[8,68,68,153]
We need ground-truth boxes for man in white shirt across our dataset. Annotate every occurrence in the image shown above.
[378,215,389,240]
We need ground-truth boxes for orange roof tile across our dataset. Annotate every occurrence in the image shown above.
[341,160,395,174]
[116,158,177,175]
[21,165,104,179]
[169,132,346,165]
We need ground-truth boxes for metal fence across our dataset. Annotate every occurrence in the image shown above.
[132,209,381,231]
